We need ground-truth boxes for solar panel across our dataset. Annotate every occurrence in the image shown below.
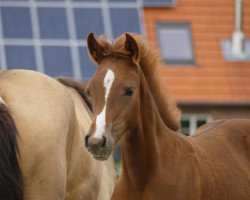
[74,8,104,39]
[1,7,33,38]
[110,8,141,38]
[38,8,69,39]
[0,0,28,1]
[78,46,97,81]
[0,0,143,80]
[5,45,36,70]
[43,46,73,77]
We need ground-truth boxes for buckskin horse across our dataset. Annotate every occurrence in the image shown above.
[84,33,250,200]
[0,70,116,200]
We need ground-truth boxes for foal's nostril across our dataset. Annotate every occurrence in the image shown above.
[85,135,90,148]
[101,136,106,148]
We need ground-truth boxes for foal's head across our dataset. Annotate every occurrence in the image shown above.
[85,33,141,160]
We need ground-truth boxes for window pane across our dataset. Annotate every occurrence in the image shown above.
[42,46,73,77]
[181,128,190,136]
[196,120,206,128]
[110,8,141,38]
[78,46,96,80]
[181,119,190,128]
[1,7,33,38]
[38,8,69,39]
[181,119,190,136]
[5,45,36,70]
[74,8,104,39]
[157,23,194,65]
[159,29,193,59]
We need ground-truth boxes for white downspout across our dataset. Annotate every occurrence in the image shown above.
[231,0,245,58]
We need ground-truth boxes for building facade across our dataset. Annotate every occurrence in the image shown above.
[0,0,249,136]
[143,0,250,135]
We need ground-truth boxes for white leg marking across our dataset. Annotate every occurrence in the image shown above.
[0,97,6,105]
[93,69,115,139]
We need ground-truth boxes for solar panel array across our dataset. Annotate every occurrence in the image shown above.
[0,0,174,80]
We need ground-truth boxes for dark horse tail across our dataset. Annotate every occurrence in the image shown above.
[0,103,23,200]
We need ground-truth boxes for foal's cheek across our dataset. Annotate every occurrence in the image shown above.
[125,101,139,127]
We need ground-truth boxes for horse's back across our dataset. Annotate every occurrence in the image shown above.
[0,70,73,152]
[191,119,250,200]
[192,119,250,155]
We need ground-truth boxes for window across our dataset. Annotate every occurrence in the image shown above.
[181,114,212,136]
[157,23,195,65]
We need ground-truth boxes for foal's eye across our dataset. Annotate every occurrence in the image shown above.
[124,87,134,97]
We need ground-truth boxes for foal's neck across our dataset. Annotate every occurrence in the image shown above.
[121,74,181,191]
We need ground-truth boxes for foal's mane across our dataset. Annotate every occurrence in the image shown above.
[96,34,181,131]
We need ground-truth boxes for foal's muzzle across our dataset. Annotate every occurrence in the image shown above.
[85,134,111,160]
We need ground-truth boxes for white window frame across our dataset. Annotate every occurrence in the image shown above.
[181,114,213,136]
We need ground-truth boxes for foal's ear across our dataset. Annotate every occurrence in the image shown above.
[125,33,140,64]
[87,32,105,64]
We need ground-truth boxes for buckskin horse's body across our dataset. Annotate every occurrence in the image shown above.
[84,33,250,200]
[0,70,116,200]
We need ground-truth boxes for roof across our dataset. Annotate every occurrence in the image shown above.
[144,0,250,105]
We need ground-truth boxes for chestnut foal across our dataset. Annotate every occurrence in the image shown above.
[85,33,250,200]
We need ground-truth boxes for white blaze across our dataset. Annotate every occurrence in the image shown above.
[0,97,6,105]
[93,69,115,139]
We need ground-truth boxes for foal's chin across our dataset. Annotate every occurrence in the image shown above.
[90,147,113,161]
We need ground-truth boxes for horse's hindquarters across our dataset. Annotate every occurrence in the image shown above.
[0,70,74,199]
